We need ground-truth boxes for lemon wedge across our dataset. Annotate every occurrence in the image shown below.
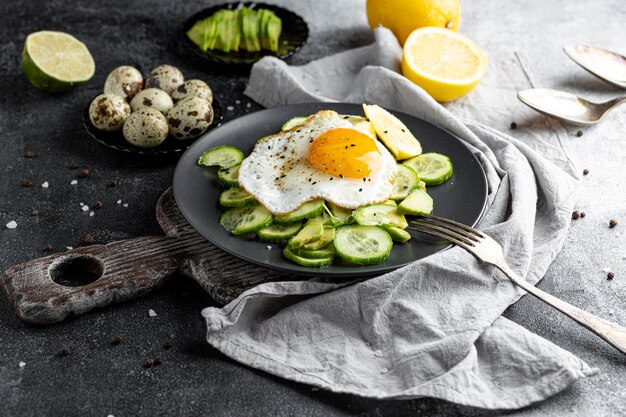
[401,27,487,102]
[363,104,422,160]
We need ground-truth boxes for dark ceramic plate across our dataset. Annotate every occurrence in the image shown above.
[83,98,222,157]
[173,103,488,277]
[177,2,309,66]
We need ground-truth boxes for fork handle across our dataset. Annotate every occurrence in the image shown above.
[498,264,626,354]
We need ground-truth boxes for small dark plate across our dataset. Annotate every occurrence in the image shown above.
[173,103,489,277]
[83,98,222,157]
[177,2,309,66]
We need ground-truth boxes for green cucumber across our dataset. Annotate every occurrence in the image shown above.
[390,164,419,200]
[295,243,336,259]
[217,163,240,187]
[288,220,324,249]
[301,227,335,250]
[258,221,303,243]
[397,189,433,216]
[219,205,272,235]
[283,246,334,267]
[219,188,257,208]
[352,204,408,229]
[402,152,453,186]
[325,202,353,226]
[281,116,308,131]
[274,199,325,224]
[384,226,411,243]
[334,225,393,265]
[198,145,244,169]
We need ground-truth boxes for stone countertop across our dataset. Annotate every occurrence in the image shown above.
[0,0,624,416]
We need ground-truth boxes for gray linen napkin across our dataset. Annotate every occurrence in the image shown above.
[201,28,597,409]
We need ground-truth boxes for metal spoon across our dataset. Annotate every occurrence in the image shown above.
[517,88,626,125]
[563,44,626,89]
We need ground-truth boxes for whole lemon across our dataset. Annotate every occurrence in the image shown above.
[366,0,461,45]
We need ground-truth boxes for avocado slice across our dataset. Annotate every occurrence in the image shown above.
[266,13,282,52]
[240,7,261,51]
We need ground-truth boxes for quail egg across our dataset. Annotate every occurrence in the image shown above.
[103,66,143,100]
[145,65,184,94]
[167,97,214,140]
[171,79,213,104]
[88,94,130,132]
[123,108,168,148]
[130,88,174,115]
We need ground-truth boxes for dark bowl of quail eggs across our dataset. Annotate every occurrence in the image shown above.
[84,64,222,156]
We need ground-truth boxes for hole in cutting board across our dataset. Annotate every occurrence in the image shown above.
[49,255,105,287]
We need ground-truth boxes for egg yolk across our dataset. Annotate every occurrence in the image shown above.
[307,128,382,179]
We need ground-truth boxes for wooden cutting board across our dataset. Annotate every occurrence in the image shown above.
[0,188,299,325]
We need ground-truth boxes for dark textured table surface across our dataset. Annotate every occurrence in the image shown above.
[1,0,624,416]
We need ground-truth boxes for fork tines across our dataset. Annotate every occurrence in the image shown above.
[408,216,483,248]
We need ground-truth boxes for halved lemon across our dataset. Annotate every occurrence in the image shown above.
[401,27,487,102]
[22,31,95,93]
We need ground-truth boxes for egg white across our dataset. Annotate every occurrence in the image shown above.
[238,110,397,214]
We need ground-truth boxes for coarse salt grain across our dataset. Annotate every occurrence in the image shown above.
[66,246,73,250]
[246,103,251,108]
[374,349,383,357]
[235,100,240,104]
[148,309,157,317]
[267,245,272,249]
[117,200,121,204]
[82,205,89,212]
[6,221,17,229]
[89,211,94,217]
[70,180,78,185]
[123,203,128,208]
[19,361,26,368]
[41,182,49,188]
[79,202,84,206]
[226,106,234,111]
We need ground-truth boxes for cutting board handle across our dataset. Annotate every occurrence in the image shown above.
[1,234,205,324]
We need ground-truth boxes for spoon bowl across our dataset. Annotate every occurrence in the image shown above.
[517,88,626,126]
[564,44,626,89]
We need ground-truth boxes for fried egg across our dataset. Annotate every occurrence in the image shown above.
[238,110,397,214]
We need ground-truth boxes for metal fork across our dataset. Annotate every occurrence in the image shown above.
[409,215,626,354]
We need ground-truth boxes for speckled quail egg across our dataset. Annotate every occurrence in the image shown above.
[103,66,143,100]
[167,97,214,140]
[130,88,174,115]
[171,79,213,103]
[122,108,168,148]
[145,65,184,94]
[88,94,130,132]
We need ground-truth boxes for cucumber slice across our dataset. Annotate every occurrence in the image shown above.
[283,246,334,267]
[325,202,353,226]
[219,205,272,235]
[198,145,244,169]
[295,243,336,259]
[281,116,308,131]
[219,188,257,208]
[288,220,324,249]
[352,204,408,229]
[274,199,325,224]
[385,226,411,243]
[217,163,240,187]
[301,227,335,250]
[397,189,433,216]
[403,152,453,186]
[258,221,303,243]
[334,225,393,265]
[390,164,419,200]
[383,200,397,206]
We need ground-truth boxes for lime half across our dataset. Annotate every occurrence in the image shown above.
[403,152,453,185]
[22,31,95,93]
